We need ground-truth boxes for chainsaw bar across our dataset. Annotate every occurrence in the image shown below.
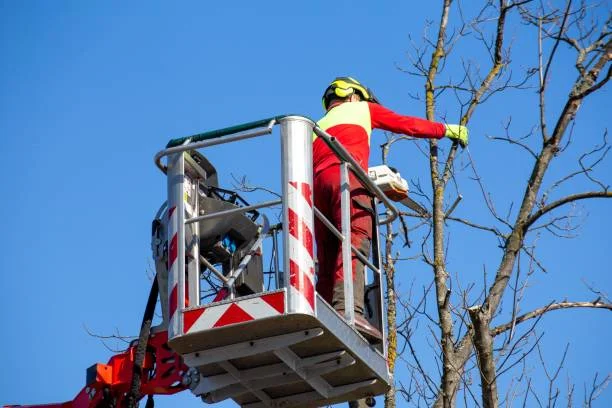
[399,197,429,217]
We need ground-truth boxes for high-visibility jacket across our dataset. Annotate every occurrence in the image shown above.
[313,101,445,176]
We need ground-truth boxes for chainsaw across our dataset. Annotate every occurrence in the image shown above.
[368,165,429,216]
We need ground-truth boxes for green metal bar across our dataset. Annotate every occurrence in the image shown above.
[166,115,296,148]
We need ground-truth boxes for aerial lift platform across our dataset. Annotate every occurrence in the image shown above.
[7,115,403,408]
[152,115,400,407]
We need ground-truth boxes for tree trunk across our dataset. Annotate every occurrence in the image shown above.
[468,306,498,408]
[384,223,397,408]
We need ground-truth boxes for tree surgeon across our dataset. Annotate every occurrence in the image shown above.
[313,76,468,341]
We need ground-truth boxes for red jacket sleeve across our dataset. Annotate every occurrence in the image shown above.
[368,102,446,139]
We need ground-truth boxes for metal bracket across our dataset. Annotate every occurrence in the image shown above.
[274,347,333,398]
[195,350,355,405]
[217,361,274,406]
[226,231,265,287]
[241,379,378,408]
[195,361,289,402]
[183,328,324,367]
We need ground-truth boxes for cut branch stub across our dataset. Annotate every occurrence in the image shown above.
[468,305,499,408]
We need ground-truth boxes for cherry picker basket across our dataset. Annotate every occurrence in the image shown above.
[153,115,400,407]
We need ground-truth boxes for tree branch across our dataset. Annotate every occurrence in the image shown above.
[446,215,507,239]
[571,64,611,100]
[461,0,511,125]
[524,191,612,229]
[491,300,612,337]
[425,2,460,407]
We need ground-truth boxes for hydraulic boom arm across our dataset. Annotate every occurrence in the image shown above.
[5,330,187,408]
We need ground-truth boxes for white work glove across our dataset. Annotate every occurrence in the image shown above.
[444,124,469,148]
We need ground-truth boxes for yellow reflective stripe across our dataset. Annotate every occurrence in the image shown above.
[313,101,372,142]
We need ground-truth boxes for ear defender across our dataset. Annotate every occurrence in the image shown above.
[334,85,355,98]
[322,77,376,110]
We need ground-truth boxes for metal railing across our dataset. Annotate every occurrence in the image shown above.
[155,117,279,173]
[154,115,399,338]
[312,126,398,225]
[154,118,398,225]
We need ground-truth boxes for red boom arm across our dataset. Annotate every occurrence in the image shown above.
[5,330,187,408]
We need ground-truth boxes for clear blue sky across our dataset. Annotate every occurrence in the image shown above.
[1,1,610,407]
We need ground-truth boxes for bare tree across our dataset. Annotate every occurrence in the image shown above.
[381,1,611,407]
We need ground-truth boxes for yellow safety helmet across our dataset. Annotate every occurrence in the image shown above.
[322,76,379,110]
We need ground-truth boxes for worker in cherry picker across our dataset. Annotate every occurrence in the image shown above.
[313,76,468,341]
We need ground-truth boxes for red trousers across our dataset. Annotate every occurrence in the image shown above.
[314,165,373,314]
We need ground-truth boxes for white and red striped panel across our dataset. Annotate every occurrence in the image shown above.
[167,204,180,338]
[286,180,315,314]
[166,157,192,340]
[183,291,285,333]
